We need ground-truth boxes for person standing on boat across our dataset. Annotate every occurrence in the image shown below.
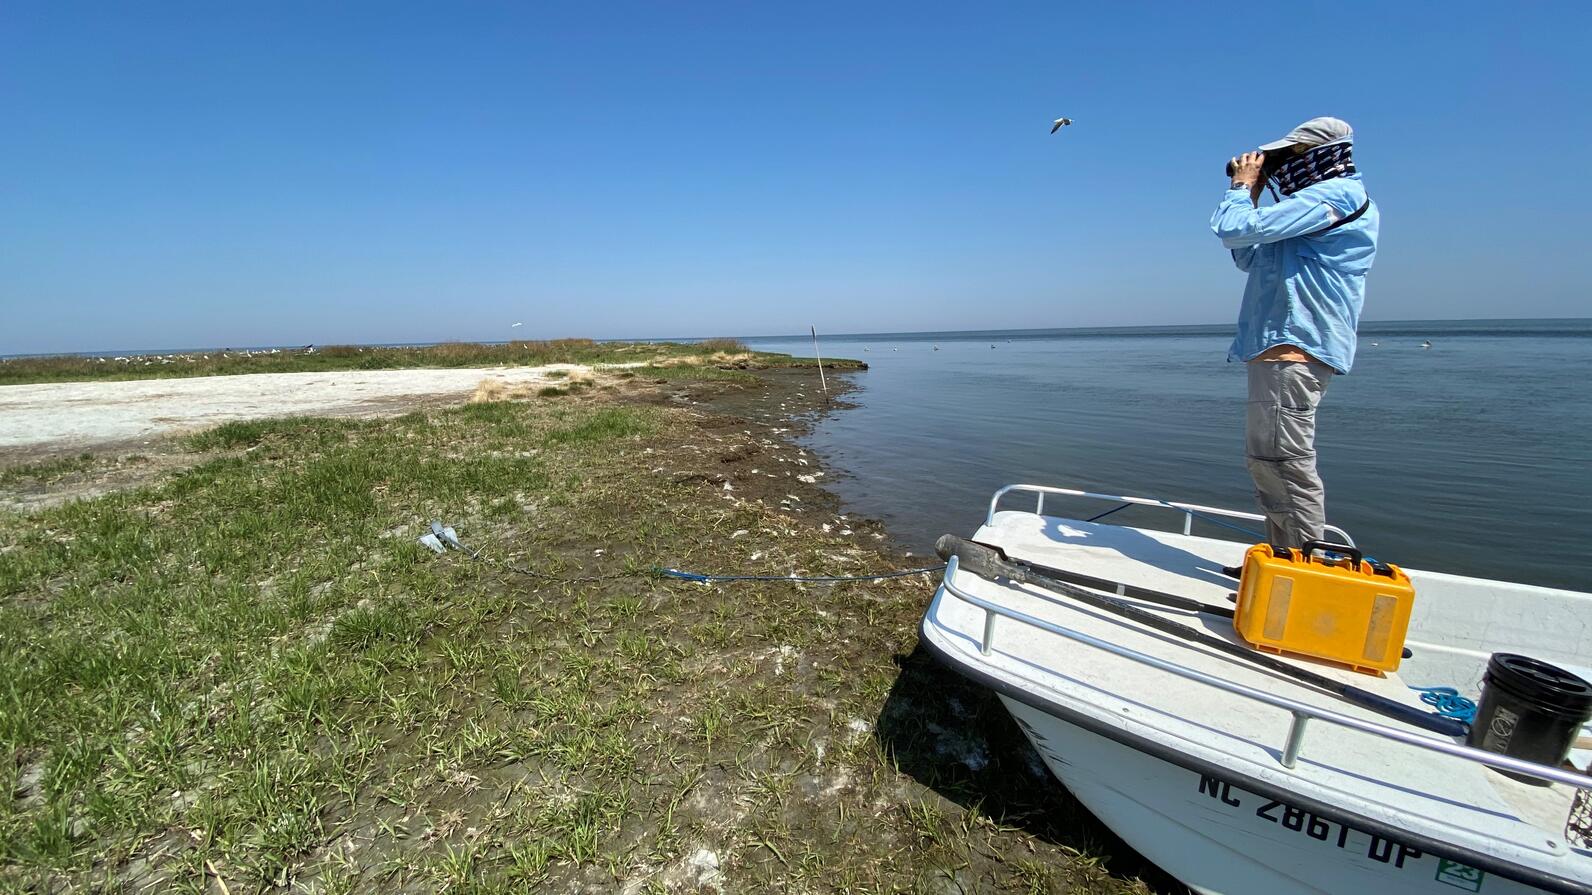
[1211,117,1378,549]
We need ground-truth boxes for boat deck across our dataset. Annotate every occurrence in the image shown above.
[924,509,1588,874]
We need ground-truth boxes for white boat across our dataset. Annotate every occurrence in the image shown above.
[920,483,1592,895]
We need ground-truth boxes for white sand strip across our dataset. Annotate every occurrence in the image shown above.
[0,364,620,453]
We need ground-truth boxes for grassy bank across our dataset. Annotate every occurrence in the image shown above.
[0,371,1153,893]
[0,339,854,386]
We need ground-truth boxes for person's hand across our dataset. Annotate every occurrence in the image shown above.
[1230,151,1266,189]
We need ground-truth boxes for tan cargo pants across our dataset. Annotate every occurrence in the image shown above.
[1245,359,1334,547]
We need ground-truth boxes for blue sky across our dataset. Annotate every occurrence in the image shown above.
[2,2,1588,354]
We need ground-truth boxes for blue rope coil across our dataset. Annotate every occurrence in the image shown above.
[1409,686,1478,722]
[655,564,944,583]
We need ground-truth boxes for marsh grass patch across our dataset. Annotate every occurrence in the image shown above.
[471,370,600,405]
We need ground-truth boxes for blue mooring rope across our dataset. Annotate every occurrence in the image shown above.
[1409,686,1478,722]
[654,564,944,583]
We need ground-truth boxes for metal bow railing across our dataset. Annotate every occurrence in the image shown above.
[938,554,1592,789]
[986,483,1356,545]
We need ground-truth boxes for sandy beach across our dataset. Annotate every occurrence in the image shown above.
[0,364,622,456]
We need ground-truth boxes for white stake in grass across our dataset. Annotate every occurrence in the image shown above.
[811,325,829,404]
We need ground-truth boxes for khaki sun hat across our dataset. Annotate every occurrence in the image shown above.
[1259,117,1354,151]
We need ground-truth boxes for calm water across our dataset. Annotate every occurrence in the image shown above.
[745,320,1592,591]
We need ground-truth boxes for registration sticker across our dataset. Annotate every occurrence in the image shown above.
[1435,859,1485,892]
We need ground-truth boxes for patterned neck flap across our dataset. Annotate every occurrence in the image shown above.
[1272,142,1356,196]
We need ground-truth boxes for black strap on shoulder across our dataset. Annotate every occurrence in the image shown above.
[1307,199,1371,237]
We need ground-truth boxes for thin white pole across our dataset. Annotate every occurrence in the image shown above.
[810,325,829,403]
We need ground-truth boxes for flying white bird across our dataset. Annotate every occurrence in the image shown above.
[1050,117,1072,134]
[510,322,523,328]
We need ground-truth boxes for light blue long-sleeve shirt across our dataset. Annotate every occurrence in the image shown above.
[1211,173,1378,374]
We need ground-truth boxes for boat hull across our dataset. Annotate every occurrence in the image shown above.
[1001,695,1544,895]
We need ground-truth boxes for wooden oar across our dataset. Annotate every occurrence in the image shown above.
[936,535,1469,738]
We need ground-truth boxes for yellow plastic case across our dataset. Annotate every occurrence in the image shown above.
[1234,540,1415,675]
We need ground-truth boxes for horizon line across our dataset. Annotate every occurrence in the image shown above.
[689,315,1592,344]
[6,315,1591,362]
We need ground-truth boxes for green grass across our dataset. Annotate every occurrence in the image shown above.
[0,380,1148,894]
[185,417,356,451]
[0,454,101,488]
[0,338,862,386]
[545,407,651,445]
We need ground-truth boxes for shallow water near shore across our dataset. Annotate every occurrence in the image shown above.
[747,319,1592,591]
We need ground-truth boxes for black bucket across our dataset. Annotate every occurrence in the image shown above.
[1467,653,1592,785]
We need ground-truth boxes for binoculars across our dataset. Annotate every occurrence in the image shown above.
[1226,151,1290,180]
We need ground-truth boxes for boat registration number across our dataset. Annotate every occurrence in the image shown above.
[1195,775,1487,890]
